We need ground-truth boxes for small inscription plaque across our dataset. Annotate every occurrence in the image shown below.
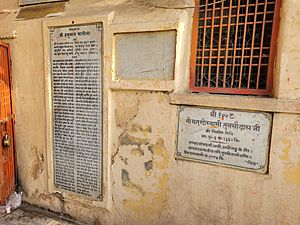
[177,107,272,172]
[50,23,102,198]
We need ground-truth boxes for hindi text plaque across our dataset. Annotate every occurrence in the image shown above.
[50,23,103,199]
[177,107,272,173]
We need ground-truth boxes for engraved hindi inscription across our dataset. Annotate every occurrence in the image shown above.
[50,23,102,198]
[177,107,272,173]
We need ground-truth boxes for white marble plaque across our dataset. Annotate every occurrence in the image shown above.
[115,31,176,80]
[20,0,66,6]
[177,107,272,173]
[50,23,102,199]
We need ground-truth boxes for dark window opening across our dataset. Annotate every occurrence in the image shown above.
[190,0,281,95]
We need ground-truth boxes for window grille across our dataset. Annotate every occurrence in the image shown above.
[190,0,281,95]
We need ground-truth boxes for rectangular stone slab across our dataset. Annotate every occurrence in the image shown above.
[176,106,272,173]
[50,23,103,199]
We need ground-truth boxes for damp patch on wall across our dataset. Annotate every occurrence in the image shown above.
[114,30,176,80]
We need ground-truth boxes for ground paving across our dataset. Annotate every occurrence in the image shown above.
[0,203,76,225]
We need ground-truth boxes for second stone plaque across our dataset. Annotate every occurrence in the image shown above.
[176,106,272,173]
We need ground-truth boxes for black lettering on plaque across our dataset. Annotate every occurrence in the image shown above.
[50,23,102,199]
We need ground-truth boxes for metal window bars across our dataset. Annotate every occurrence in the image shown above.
[190,0,281,95]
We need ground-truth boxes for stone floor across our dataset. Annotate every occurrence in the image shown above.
[0,203,77,225]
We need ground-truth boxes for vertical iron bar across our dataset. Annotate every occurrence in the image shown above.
[216,0,224,87]
[256,0,268,89]
[190,0,200,89]
[239,0,249,88]
[231,0,241,88]
[223,0,232,88]
[208,0,216,87]
[247,0,259,89]
[200,0,208,87]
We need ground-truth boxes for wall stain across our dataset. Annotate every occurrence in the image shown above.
[51,192,66,215]
[31,189,51,202]
[130,124,152,135]
[114,93,171,219]
[130,147,144,156]
[148,145,153,154]
[120,156,128,165]
[121,169,145,196]
[119,124,152,147]
[30,145,44,180]
[284,161,300,186]
[115,97,140,128]
[144,160,153,171]
[119,132,150,147]
[113,96,145,165]
[122,137,170,218]
[123,173,169,219]
[280,139,292,161]
[152,138,169,170]
[111,148,120,165]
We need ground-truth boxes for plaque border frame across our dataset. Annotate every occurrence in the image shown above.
[175,106,273,174]
[110,21,181,92]
[43,16,111,208]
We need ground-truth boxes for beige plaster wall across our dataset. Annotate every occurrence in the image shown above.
[0,0,299,225]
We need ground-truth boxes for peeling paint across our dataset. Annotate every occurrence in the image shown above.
[121,169,145,196]
[130,147,144,156]
[119,133,150,146]
[111,147,120,165]
[144,160,153,171]
[51,192,66,214]
[121,136,170,219]
[114,95,171,219]
[30,146,44,180]
[119,123,152,147]
[113,93,172,220]
[152,138,169,170]
[123,173,169,219]
[113,93,172,221]
[148,145,153,154]
[130,124,152,135]
[115,97,140,128]
[120,156,128,165]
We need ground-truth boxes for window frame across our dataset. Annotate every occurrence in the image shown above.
[190,0,282,96]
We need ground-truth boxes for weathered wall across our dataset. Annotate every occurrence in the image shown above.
[0,0,299,225]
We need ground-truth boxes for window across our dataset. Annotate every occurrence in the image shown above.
[190,0,281,95]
